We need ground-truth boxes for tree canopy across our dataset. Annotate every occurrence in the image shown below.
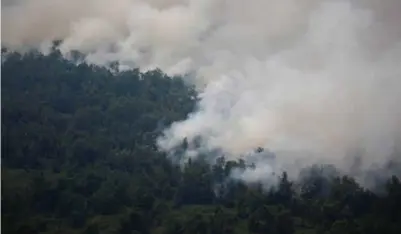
[2,50,401,234]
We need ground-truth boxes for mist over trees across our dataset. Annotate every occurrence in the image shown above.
[2,50,401,234]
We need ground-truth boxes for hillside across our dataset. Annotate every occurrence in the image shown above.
[2,50,401,234]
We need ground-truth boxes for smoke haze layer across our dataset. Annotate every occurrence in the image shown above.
[3,0,401,186]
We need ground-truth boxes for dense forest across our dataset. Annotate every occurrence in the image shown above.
[2,49,401,234]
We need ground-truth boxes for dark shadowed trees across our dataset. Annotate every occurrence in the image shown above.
[2,50,401,234]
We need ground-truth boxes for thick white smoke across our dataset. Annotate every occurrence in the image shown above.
[3,0,401,186]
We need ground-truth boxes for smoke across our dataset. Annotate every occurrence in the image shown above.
[3,0,401,187]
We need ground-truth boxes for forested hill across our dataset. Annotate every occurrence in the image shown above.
[2,50,401,234]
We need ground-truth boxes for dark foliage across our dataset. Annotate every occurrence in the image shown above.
[2,50,401,234]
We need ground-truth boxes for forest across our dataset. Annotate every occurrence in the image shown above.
[2,49,401,234]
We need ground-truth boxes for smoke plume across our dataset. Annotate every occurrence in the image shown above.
[3,0,401,187]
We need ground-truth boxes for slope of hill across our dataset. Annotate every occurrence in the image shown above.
[2,50,401,234]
